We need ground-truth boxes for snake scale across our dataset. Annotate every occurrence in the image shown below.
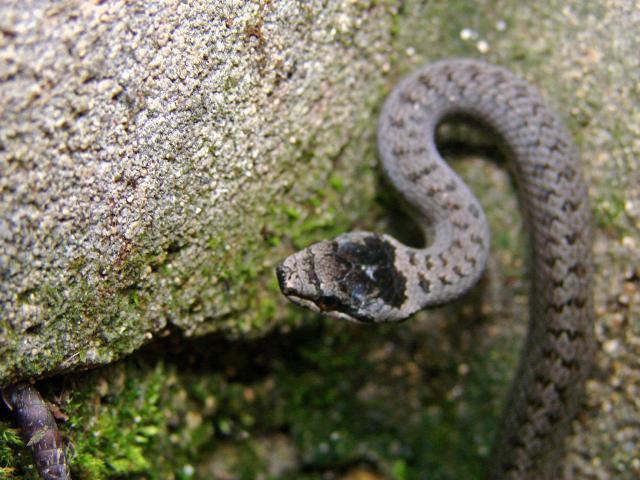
[276,59,594,478]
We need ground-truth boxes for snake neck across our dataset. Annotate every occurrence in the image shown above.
[376,77,493,315]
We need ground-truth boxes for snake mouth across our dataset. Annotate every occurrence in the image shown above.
[287,293,362,323]
[276,262,321,309]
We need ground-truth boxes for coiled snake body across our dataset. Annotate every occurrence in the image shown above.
[276,59,593,478]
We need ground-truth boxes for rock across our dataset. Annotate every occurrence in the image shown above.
[0,0,392,384]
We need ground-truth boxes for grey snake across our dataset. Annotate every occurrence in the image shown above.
[276,58,594,479]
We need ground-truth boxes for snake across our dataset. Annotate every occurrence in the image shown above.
[276,58,594,479]
[2,382,71,480]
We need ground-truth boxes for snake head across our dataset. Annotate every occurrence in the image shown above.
[276,232,408,323]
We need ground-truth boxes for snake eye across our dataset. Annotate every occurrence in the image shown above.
[314,295,341,311]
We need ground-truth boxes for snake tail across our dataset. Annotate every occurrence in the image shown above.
[2,382,71,480]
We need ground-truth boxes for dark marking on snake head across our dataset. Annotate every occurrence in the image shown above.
[567,262,587,277]
[330,235,407,313]
[530,102,542,116]
[400,90,420,104]
[275,264,288,291]
[277,234,406,322]
[540,188,556,202]
[564,233,578,246]
[427,186,441,197]
[417,73,434,88]
[549,142,564,153]
[532,162,549,178]
[453,265,466,278]
[412,145,427,154]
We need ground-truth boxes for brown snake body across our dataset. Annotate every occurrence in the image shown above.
[276,59,594,478]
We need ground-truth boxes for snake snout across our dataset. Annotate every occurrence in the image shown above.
[275,255,304,298]
[275,261,292,293]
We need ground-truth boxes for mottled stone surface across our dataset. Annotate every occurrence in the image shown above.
[0,0,392,384]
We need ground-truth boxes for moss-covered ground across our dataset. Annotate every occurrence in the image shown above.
[0,314,514,480]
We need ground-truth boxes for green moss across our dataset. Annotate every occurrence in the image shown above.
[66,365,165,478]
[593,190,628,233]
[0,427,27,479]
[1,307,513,479]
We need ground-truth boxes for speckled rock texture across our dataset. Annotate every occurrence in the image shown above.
[0,0,391,384]
[1,0,639,479]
